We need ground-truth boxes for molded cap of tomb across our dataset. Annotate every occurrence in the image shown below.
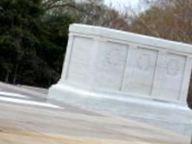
[69,23,192,55]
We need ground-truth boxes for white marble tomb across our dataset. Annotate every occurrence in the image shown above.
[48,24,192,136]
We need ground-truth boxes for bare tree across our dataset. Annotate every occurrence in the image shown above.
[128,0,192,44]
[43,0,130,30]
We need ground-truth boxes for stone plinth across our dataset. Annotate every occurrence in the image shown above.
[48,24,192,136]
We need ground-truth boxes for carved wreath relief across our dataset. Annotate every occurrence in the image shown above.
[137,53,151,71]
[136,52,181,77]
[103,47,125,67]
[166,59,180,76]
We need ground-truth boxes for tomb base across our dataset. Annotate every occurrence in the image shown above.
[48,24,192,137]
[48,83,192,136]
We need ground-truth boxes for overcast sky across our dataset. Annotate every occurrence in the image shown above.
[104,0,140,11]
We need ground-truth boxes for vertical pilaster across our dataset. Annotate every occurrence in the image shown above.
[180,57,192,106]
[60,33,74,82]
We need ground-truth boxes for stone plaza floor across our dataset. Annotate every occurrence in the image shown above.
[0,82,189,144]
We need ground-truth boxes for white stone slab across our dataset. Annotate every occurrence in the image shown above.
[48,24,192,136]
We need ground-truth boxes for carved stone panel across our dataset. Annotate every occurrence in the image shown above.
[67,37,94,86]
[54,24,192,104]
[152,53,186,101]
[94,42,128,91]
[122,47,158,96]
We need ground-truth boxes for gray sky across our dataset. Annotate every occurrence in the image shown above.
[104,0,140,10]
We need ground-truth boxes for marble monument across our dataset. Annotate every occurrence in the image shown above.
[48,24,192,136]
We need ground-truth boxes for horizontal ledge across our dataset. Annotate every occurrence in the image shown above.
[70,24,192,55]
[49,84,191,111]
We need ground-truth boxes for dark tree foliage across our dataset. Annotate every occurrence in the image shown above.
[0,0,74,87]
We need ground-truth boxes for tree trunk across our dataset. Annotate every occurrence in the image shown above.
[5,71,10,83]
[13,63,19,84]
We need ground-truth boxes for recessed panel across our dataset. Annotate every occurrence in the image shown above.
[94,42,128,91]
[122,47,158,96]
[67,37,93,86]
[152,53,186,101]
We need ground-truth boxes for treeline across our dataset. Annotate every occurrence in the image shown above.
[0,0,192,94]
[0,0,74,87]
[0,0,128,87]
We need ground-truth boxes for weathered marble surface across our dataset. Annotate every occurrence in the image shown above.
[0,94,188,144]
[48,24,192,136]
